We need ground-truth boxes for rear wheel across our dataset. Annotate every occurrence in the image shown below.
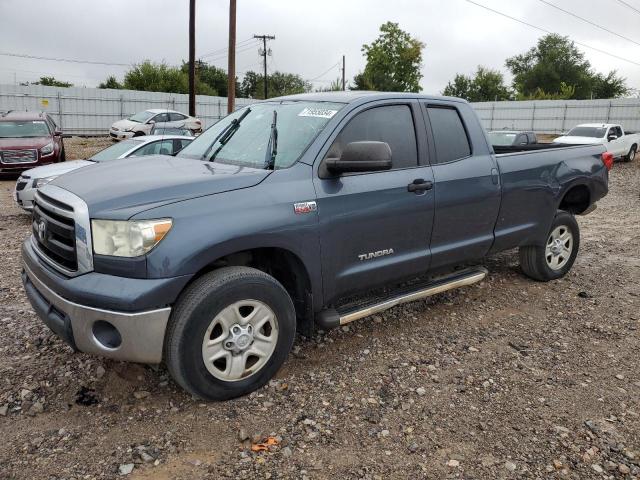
[624,145,636,162]
[519,211,580,281]
[164,267,296,401]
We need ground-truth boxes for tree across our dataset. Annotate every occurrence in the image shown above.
[442,66,511,101]
[32,76,72,88]
[122,61,214,95]
[239,71,311,99]
[506,34,628,99]
[180,61,240,97]
[98,75,122,89]
[352,22,424,92]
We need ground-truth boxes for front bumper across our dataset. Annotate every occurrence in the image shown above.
[109,129,135,140]
[14,183,35,211]
[23,261,171,363]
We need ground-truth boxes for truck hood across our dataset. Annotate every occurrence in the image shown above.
[23,159,94,179]
[50,155,271,218]
[0,136,51,149]
[553,136,602,145]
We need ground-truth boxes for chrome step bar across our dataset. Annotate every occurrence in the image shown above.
[316,267,488,329]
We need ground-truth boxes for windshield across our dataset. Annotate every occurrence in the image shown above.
[128,111,155,123]
[90,139,144,161]
[566,127,606,138]
[0,120,50,138]
[488,132,517,146]
[178,101,344,169]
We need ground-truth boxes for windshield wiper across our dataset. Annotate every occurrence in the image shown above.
[205,108,252,162]
[264,110,278,170]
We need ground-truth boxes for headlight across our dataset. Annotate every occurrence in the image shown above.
[35,176,58,188]
[91,219,172,257]
[40,142,54,156]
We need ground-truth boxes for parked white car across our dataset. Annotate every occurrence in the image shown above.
[109,109,202,140]
[14,135,193,211]
[554,123,639,162]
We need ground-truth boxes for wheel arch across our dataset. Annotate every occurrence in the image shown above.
[558,183,591,214]
[179,247,316,336]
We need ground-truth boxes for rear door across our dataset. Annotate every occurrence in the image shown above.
[421,101,501,269]
[314,100,435,303]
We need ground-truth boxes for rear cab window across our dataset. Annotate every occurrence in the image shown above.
[426,106,471,164]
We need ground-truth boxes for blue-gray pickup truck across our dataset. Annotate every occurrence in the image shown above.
[21,92,610,400]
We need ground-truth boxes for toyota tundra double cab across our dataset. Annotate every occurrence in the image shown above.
[21,92,610,400]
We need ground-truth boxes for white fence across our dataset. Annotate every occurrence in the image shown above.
[471,98,640,133]
[2,84,640,135]
[0,84,253,135]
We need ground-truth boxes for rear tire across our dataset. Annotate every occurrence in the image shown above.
[624,145,636,162]
[164,267,296,401]
[519,211,580,282]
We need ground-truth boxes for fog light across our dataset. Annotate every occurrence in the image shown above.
[92,320,122,349]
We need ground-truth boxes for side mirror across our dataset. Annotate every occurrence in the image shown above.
[147,120,156,125]
[325,141,392,174]
[54,128,62,136]
[607,134,617,141]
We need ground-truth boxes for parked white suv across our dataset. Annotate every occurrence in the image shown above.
[109,109,202,140]
[554,123,639,162]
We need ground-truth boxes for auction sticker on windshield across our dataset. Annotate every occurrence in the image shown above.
[298,107,338,119]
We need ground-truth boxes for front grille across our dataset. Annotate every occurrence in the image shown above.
[1,149,38,164]
[32,197,77,272]
[16,180,28,191]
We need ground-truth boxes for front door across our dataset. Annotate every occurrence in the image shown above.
[314,101,435,304]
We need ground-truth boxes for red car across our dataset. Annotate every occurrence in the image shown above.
[0,111,67,175]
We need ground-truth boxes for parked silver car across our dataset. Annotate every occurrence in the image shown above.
[109,109,202,140]
[14,135,193,211]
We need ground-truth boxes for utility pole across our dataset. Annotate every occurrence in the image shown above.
[188,0,196,116]
[227,0,236,113]
[254,34,275,99]
[341,55,346,91]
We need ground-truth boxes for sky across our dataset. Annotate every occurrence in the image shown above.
[0,0,639,96]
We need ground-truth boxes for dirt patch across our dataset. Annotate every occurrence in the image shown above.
[0,139,638,479]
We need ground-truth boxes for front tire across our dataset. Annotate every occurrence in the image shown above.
[519,211,580,281]
[164,267,296,401]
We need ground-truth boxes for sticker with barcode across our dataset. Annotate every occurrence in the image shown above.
[298,107,338,119]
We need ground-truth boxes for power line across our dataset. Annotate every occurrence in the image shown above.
[0,51,131,67]
[308,61,341,82]
[461,0,640,66]
[199,37,258,59]
[537,0,640,47]
[615,0,640,15]
[202,42,260,62]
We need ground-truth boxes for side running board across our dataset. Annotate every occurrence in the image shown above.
[316,267,488,329]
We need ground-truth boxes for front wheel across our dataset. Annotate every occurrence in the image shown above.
[164,267,296,401]
[519,211,580,281]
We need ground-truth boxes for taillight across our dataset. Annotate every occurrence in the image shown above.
[601,152,614,171]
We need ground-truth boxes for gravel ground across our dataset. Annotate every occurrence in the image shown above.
[0,139,639,480]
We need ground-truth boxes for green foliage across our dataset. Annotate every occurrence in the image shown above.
[33,76,72,88]
[516,82,576,100]
[315,78,344,92]
[122,61,214,95]
[98,75,122,89]
[442,66,511,101]
[239,71,312,99]
[352,22,424,92]
[180,61,240,97]
[506,34,628,99]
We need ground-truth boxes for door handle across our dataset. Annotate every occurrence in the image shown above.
[407,179,433,193]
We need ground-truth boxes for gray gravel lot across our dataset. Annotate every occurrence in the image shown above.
[0,139,639,479]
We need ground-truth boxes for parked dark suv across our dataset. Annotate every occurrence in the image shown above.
[0,111,67,176]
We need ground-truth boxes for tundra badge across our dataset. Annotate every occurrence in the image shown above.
[358,249,394,261]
